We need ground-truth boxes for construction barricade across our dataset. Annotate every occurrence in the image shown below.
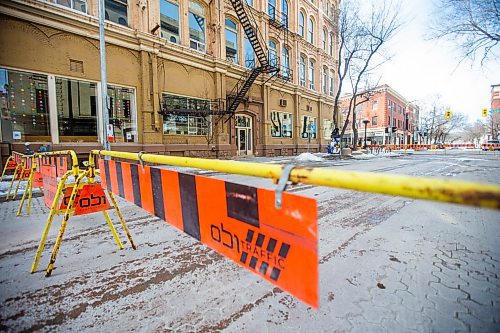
[29,150,136,279]
[84,150,500,309]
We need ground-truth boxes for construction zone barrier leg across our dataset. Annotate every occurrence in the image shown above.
[5,165,20,200]
[45,172,86,277]
[103,210,124,250]
[0,156,14,182]
[107,190,136,250]
[17,166,34,216]
[11,166,27,201]
[31,171,71,273]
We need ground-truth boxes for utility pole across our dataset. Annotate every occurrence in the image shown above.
[98,0,110,151]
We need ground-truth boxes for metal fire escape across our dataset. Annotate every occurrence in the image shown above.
[226,0,281,114]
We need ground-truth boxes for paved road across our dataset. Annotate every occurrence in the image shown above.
[0,151,498,332]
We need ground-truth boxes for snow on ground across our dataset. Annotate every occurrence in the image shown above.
[293,153,324,162]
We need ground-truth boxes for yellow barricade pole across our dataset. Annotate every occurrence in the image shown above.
[90,150,500,210]
[17,155,35,216]
[5,164,20,200]
[0,155,14,182]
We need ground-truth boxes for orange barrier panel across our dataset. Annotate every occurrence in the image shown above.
[99,158,319,308]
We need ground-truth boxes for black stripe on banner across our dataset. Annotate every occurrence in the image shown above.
[130,163,142,207]
[116,162,125,198]
[178,173,201,241]
[104,160,112,192]
[150,168,165,221]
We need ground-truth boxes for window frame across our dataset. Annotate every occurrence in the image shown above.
[225,17,239,64]
[270,111,293,138]
[188,0,207,53]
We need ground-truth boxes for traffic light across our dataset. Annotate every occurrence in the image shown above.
[445,110,452,121]
[482,108,488,117]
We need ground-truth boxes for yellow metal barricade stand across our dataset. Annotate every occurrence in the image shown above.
[5,152,28,201]
[0,155,15,182]
[30,150,136,277]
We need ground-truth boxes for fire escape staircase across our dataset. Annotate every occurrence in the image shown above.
[226,0,279,114]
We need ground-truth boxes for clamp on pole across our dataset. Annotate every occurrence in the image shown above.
[138,151,146,170]
[275,164,295,209]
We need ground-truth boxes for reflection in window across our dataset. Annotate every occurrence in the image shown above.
[269,40,278,67]
[0,68,50,141]
[268,0,276,20]
[56,0,87,13]
[225,18,238,64]
[281,0,289,27]
[244,37,255,68]
[301,116,316,139]
[299,56,306,86]
[162,94,211,135]
[282,47,290,79]
[107,85,136,142]
[189,1,206,52]
[56,77,98,141]
[299,12,305,37]
[308,59,315,90]
[160,0,180,43]
[271,111,292,137]
[323,119,332,139]
[308,17,314,44]
[105,0,128,26]
[246,0,253,6]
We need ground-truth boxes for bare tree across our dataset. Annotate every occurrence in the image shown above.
[431,0,500,63]
[333,0,403,150]
[463,119,487,144]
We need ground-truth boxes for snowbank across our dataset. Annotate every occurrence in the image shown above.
[294,153,324,162]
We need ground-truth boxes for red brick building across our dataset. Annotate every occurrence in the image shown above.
[340,85,419,145]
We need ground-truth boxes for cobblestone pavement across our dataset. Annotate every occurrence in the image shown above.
[0,151,498,332]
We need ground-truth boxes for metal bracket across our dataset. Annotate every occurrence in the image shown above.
[275,164,295,209]
[138,151,145,170]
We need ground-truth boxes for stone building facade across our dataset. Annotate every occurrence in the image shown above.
[0,0,339,158]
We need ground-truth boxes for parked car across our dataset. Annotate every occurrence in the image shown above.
[482,140,500,151]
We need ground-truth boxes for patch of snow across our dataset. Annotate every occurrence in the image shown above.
[352,153,377,160]
[293,153,324,162]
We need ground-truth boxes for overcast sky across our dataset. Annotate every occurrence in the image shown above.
[369,0,500,122]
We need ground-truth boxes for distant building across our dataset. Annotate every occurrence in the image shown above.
[489,84,500,140]
[339,85,419,146]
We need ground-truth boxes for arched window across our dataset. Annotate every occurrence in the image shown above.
[322,28,327,51]
[329,69,334,96]
[308,17,314,44]
[269,40,278,67]
[299,11,305,37]
[225,18,238,64]
[282,47,290,79]
[322,66,328,94]
[268,0,276,20]
[308,59,315,90]
[189,0,206,52]
[244,37,255,68]
[299,55,306,86]
[329,32,334,56]
[281,0,289,27]
[160,0,180,43]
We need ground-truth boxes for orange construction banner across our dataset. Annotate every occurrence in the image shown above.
[59,184,110,215]
[99,159,319,308]
[41,164,58,208]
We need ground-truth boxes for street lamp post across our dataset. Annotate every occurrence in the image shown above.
[363,119,370,148]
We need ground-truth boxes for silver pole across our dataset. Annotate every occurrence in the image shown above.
[98,0,110,151]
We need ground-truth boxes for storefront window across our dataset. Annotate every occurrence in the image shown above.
[160,0,180,43]
[56,77,98,142]
[162,93,210,135]
[0,68,50,142]
[107,85,136,142]
[271,111,292,137]
[301,115,316,139]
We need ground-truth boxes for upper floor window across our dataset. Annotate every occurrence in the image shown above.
[299,56,306,86]
[281,0,289,27]
[308,59,315,90]
[329,69,334,96]
[189,1,206,52]
[268,0,276,20]
[56,0,87,13]
[244,37,255,68]
[160,0,180,44]
[308,17,314,44]
[322,66,328,94]
[372,100,378,110]
[225,18,238,64]
[372,116,378,125]
[246,0,253,6]
[105,0,128,26]
[282,47,290,79]
[329,32,334,56]
[269,40,278,67]
[299,12,305,37]
[322,28,327,51]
